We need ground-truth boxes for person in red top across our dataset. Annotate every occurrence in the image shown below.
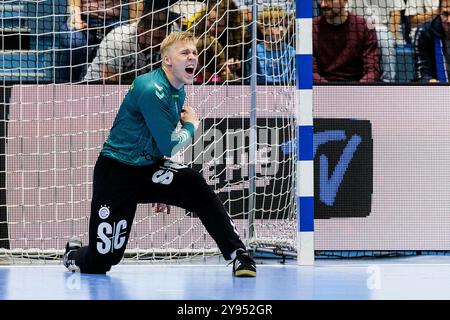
[313,0,381,82]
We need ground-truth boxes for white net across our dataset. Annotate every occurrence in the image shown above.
[0,0,296,264]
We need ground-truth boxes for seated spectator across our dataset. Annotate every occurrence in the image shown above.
[413,0,450,82]
[246,7,295,84]
[313,0,380,82]
[195,35,237,83]
[192,0,250,82]
[348,0,406,44]
[131,0,181,23]
[231,0,295,22]
[348,0,404,82]
[406,0,440,43]
[59,0,136,82]
[83,10,178,82]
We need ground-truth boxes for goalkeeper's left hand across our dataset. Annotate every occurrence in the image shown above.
[152,203,171,214]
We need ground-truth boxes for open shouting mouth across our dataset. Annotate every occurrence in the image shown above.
[185,65,195,75]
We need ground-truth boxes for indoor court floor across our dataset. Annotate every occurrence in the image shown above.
[1,255,450,300]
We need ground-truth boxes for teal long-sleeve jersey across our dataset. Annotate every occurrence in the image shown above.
[100,68,197,166]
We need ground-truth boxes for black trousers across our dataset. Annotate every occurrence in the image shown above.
[74,155,245,274]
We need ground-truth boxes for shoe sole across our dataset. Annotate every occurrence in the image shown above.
[233,270,256,277]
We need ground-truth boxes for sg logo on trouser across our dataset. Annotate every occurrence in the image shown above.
[151,160,187,185]
[96,220,127,254]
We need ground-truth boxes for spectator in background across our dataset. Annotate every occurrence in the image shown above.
[313,0,380,82]
[83,10,178,82]
[195,35,237,83]
[406,0,440,42]
[131,0,181,23]
[413,0,450,82]
[348,0,405,82]
[231,0,295,22]
[193,0,250,82]
[246,7,295,84]
[59,0,137,82]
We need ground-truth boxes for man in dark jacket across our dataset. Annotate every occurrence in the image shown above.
[414,0,450,82]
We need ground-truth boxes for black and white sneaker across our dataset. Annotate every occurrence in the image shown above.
[232,249,256,277]
[63,236,82,272]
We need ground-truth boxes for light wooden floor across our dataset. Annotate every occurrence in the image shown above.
[1,256,450,299]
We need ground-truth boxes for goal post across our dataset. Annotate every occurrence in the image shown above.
[295,0,314,265]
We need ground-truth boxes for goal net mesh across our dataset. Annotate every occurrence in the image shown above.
[0,0,296,264]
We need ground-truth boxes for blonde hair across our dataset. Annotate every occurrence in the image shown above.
[160,31,197,58]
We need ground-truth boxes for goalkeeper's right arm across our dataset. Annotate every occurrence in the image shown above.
[139,86,199,157]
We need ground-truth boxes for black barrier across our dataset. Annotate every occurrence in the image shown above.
[314,118,373,219]
[186,118,294,220]
[185,117,373,220]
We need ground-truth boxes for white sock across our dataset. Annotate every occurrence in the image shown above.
[230,248,245,260]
